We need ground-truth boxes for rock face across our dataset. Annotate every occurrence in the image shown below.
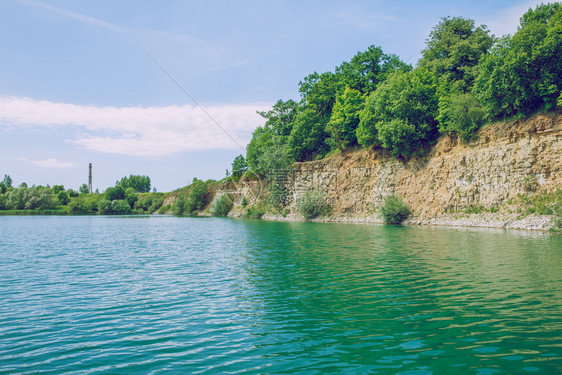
[251,111,561,228]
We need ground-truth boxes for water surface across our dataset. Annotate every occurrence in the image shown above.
[0,216,561,374]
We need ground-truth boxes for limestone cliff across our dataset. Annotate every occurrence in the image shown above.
[225,110,561,231]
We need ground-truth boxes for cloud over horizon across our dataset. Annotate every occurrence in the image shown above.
[0,96,270,157]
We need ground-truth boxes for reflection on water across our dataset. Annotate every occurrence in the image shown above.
[0,216,561,374]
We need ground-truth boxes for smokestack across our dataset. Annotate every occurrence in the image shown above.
[88,163,92,194]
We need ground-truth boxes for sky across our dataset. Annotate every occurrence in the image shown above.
[0,0,547,192]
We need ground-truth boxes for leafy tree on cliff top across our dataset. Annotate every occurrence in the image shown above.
[117,175,151,193]
[336,45,412,94]
[327,86,365,151]
[358,68,439,157]
[474,3,562,119]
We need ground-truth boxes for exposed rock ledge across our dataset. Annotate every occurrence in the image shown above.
[223,110,561,232]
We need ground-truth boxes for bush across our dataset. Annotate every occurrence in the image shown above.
[97,199,112,214]
[244,203,267,219]
[57,191,70,205]
[210,194,233,217]
[380,194,411,224]
[297,190,331,220]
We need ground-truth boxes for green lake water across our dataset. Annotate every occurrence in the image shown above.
[0,216,561,374]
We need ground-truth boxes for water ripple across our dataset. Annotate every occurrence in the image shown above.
[0,217,561,374]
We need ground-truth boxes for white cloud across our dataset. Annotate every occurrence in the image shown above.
[31,158,75,168]
[0,96,270,156]
[484,0,545,37]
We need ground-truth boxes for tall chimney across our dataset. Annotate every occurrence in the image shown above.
[88,163,92,194]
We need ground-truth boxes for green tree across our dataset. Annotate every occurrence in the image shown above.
[116,175,151,193]
[474,4,562,118]
[326,86,365,151]
[357,92,382,148]
[104,186,126,201]
[287,107,329,161]
[97,199,112,214]
[57,191,70,205]
[79,183,89,194]
[124,187,138,208]
[2,175,13,189]
[231,155,248,178]
[52,185,65,194]
[111,200,131,215]
[298,71,339,119]
[380,194,411,224]
[336,45,411,94]
[257,99,299,139]
[246,126,274,173]
[210,193,233,217]
[368,68,439,157]
[419,17,495,93]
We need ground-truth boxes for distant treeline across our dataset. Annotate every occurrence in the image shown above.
[0,174,162,215]
[240,3,562,174]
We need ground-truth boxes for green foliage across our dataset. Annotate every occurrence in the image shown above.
[124,187,138,208]
[97,199,112,214]
[380,194,411,225]
[297,190,331,220]
[327,87,365,151]
[231,155,247,178]
[287,107,329,161]
[4,186,57,210]
[79,183,89,194]
[172,179,209,215]
[57,191,70,205]
[244,202,267,219]
[336,45,412,94]
[187,178,208,212]
[52,185,65,194]
[257,99,299,139]
[68,189,79,197]
[356,92,382,148]
[437,92,486,141]
[474,4,562,119]
[2,175,13,188]
[104,186,126,201]
[367,69,439,157]
[158,204,171,215]
[210,194,233,217]
[111,200,132,215]
[419,17,495,93]
[172,197,186,215]
[299,71,339,118]
[246,126,275,174]
[116,175,151,193]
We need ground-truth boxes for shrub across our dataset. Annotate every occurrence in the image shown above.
[297,190,331,220]
[97,199,112,214]
[57,191,70,205]
[244,203,267,219]
[380,194,411,224]
[210,193,233,217]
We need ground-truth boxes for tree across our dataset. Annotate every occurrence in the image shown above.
[327,86,365,151]
[57,191,70,205]
[357,93,382,148]
[2,175,13,189]
[299,71,340,119]
[52,185,65,194]
[474,4,562,118]
[419,17,495,93]
[366,68,439,157]
[231,155,247,178]
[104,186,126,201]
[79,184,89,194]
[246,126,274,173]
[287,107,329,161]
[336,45,411,94]
[257,99,299,139]
[124,187,138,208]
[116,175,151,193]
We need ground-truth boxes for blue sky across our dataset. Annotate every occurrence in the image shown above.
[0,0,546,192]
